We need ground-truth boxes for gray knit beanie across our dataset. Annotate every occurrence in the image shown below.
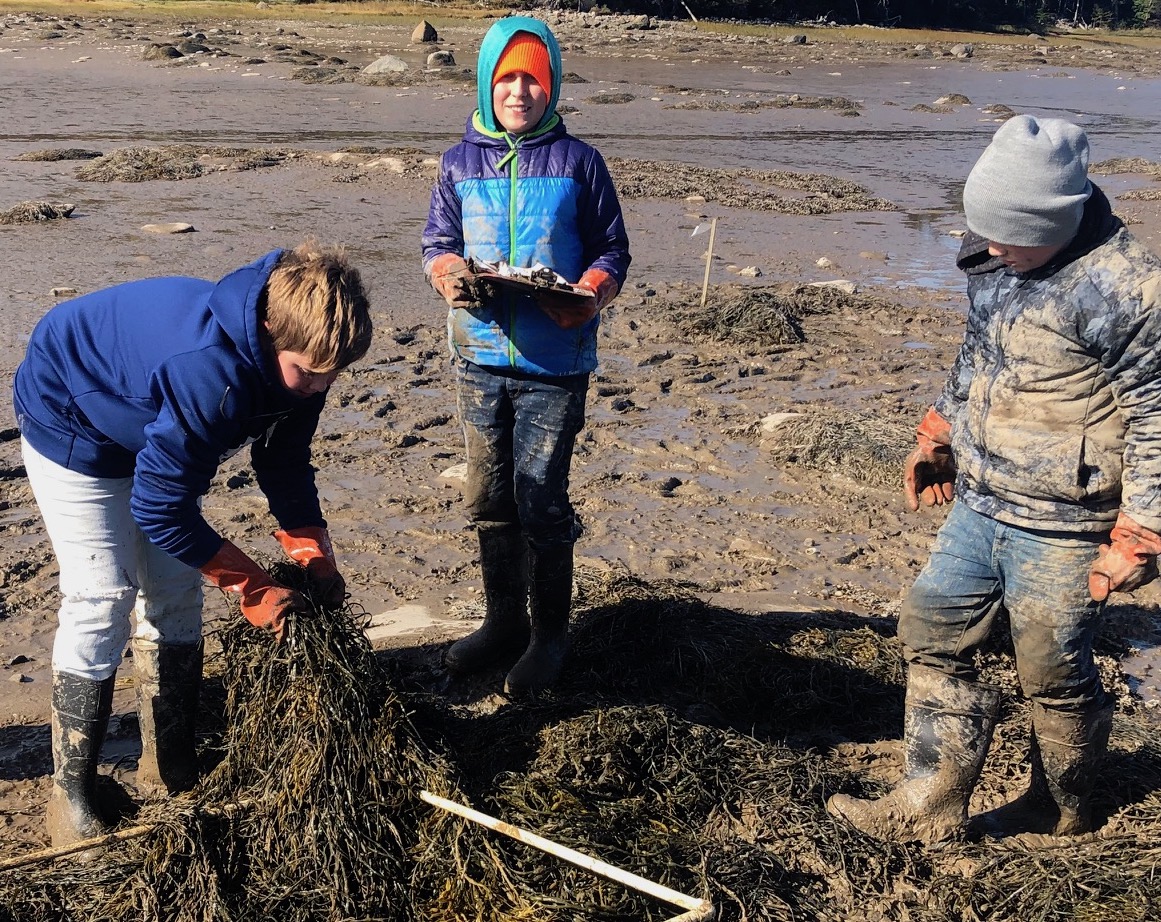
[962,114,1092,247]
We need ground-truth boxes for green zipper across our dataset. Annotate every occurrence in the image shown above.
[501,134,519,367]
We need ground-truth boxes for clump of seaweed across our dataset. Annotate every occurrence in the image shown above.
[666,284,818,346]
[0,201,75,224]
[13,148,102,161]
[609,158,896,215]
[1091,157,1161,178]
[75,146,292,182]
[762,407,913,487]
[651,281,900,348]
[0,564,457,921]
[76,147,207,182]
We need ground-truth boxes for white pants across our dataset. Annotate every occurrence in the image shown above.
[22,439,204,681]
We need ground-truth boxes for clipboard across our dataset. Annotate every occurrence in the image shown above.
[466,260,595,307]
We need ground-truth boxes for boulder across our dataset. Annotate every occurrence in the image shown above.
[143,43,182,60]
[363,54,408,75]
[411,20,438,43]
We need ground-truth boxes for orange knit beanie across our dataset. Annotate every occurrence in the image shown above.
[492,32,552,92]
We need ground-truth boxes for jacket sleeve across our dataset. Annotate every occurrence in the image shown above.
[130,360,246,569]
[577,148,631,289]
[421,150,466,272]
[1094,273,1161,533]
[250,395,326,532]
[933,275,989,429]
[933,233,1000,429]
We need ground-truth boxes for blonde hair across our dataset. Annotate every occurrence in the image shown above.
[263,242,373,372]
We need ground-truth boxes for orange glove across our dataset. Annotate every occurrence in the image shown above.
[274,526,346,606]
[538,268,619,330]
[1088,512,1161,602]
[903,406,956,512]
[428,253,477,308]
[199,540,305,642]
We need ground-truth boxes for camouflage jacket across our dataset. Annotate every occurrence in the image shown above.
[934,186,1161,534]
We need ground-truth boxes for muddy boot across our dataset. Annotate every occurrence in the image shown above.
[975,699,1113,838]
[444,523,530,675]
[134,640,203,797]
[46,672,115,849]
[504,543,572,698]
[827,665,1000,843]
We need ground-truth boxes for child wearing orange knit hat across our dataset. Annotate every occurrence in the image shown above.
[422,16,631,699]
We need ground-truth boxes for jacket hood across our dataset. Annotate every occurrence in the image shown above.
[957,182,1122,277]
[206,248,284,387]
[475,16,562,134]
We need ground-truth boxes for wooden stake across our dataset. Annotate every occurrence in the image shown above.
[0,823,156,872]
[700,216,718,309]
[0,800,250,872]
[421,790,715,921]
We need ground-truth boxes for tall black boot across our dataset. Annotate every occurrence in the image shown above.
[134,640,203,796]
[827,665,1000,843]
[504,543,573,698]
[444,523,530,675]
[47,672,115,848]
[975,699,1113,838]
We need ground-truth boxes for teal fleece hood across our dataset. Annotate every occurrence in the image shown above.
[475,17,563,135]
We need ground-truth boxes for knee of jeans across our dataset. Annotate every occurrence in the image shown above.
[1016,654,1101,705]
[897,595,946,657]
[61,586,137,630]
[466,490,518,524]
[55,591,136,679]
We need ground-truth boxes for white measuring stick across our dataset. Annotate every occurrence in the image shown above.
[420,790,715,920]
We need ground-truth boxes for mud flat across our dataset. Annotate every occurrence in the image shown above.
[1,7,1160,918]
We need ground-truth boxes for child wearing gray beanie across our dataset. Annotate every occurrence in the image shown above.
[829,115,1161,848]
[962,114,1092,247]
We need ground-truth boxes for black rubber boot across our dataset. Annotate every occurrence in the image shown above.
[46,672,115,849]
[444,523,530,675]
[504,543,573,698]
[134,640,203,796]
[827,665,1000,843]
[975,699,1113,838]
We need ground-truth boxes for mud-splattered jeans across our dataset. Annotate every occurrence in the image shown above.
[454,358,587,547]
[899,502,1106,712]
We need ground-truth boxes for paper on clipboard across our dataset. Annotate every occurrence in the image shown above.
[466,259,595,307]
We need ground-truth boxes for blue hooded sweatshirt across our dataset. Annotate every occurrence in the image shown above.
[13,250,327,569]
[421,16,631,376]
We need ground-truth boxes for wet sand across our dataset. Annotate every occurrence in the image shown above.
[2,7,1161,855]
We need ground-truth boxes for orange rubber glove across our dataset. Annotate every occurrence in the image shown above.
[274,526,346,606]
[1088,512,1161,602]
[903,406,956,512]
[428,253,477,308]
[538,268,619,330]
[199,540,305,642]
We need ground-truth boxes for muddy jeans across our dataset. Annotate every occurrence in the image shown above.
[22,439,204,681]
[454,358,587,547]
[899,502,1106,712]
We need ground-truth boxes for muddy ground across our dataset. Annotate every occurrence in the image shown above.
[2,2,1161,881]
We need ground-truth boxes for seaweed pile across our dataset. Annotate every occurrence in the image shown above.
[1,569,1158,922]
